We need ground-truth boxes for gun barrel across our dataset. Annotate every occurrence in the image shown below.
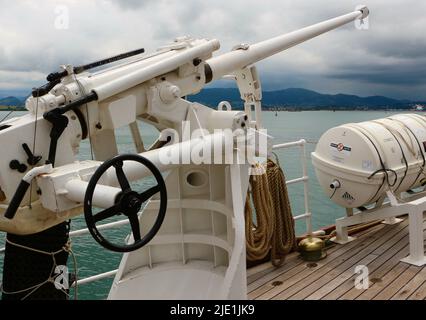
[205,6,369,82]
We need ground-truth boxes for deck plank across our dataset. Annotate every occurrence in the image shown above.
[409,281,426,300]
[322,229,410,300]
[247,214,426,300]
[247,224,384,292]
[344,223,425,300]
[291,225,410,300]
[256,220,409,300]
[310,230,410,300]
[356,262,410,300]
[248,224,393,299]
[391,267,426,300]
[373,265,422,300]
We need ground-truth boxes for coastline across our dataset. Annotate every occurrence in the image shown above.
[0,106,26,111]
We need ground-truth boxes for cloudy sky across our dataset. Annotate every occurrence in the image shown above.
[0,0,425,100]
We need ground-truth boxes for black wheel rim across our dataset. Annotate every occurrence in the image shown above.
[84,154,167,253]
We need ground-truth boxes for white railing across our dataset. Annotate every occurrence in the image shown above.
[0,139,313,287]
[272,139,312,235]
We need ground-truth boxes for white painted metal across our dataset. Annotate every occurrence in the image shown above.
[332,190,425,266]
[72,269,118,287]
[293,213,312,221]
[206,8,367,81]
[273,139,312,234]
[22,164,53,183]
[286,177,308,186]
[107,159,250,300]
[272,139,306,149]
[312,114,426,208]
[37,131,237,212]
[0,6,370,300]
[7,139,312,292]
[69,219,129,237]
[314,114,426,265]
[7,136,310,238]
[0,112,81,208]
[400,201,426,266]
[300,140,312,234]
[65,179,120,209]
[93,39,220,101]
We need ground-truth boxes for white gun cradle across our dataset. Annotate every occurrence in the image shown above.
[0,6,370,300]
[312,114,426,208]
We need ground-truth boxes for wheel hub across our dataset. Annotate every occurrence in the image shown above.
[119,191,142,215]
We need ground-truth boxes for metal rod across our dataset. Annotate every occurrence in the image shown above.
[272,139,306,149]
[294,213,312,221]
[272,139,312,235]
[47,48,146,82]
[286,176,309,186]
[71,269,118,287]
[301,142,312,234]
[74,48,145,74]
[206,8,367,82]
[70,219,129,237]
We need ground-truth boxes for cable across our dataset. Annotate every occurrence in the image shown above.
[367,168,398,187]
[0,110,14,124]
[372,121,408,191]
[28,89,40,208]
[330,187,338,199]
[388,118,426,189]
[348,125,392,201]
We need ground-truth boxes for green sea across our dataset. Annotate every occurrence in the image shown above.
[0,109,412,299]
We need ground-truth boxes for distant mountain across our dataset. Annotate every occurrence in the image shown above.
[189,88,413,109]
[0,88,419,110]
[0,96,24,107]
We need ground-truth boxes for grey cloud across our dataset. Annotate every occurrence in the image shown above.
[110,0,157,9]
[0,0,426,100]
[328,62,426,86]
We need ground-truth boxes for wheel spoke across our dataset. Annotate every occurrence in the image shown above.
[94,205,120,223]
[138,185,161,203]
[129,214,141,241]
[114,161,131,191]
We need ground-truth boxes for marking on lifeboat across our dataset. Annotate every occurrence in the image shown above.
[342,191,355,204]
[330,142,352,158]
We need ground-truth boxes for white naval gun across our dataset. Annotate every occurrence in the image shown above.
[0,6,369,299]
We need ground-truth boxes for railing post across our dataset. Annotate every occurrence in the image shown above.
[272,139,313,236]
[300,139,312,235]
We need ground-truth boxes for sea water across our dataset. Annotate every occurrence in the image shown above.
[0,109,407,299]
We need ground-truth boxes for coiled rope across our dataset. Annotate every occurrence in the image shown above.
[245,158,297,267]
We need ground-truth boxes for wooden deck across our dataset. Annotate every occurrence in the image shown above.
[247,214,426,300]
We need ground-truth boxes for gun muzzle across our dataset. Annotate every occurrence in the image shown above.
[205,6,369,83]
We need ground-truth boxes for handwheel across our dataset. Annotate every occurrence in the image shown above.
[84,154,167,252]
